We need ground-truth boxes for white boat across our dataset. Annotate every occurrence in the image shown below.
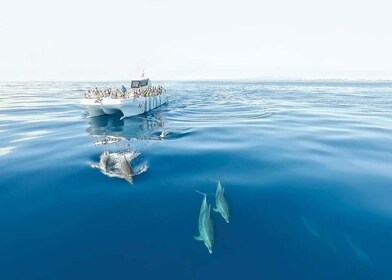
[80,78,168,118]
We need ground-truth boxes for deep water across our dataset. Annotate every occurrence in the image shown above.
[0,80,391,280]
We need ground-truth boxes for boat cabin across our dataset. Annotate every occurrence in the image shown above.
[131,79,151,89]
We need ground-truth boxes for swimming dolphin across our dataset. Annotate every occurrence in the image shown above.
[91,151,135,183]
[345,234,373,268]
[301,216,321,239]
[103,152,133,183]
[301,216,338,253]
[194,192,214,254]
[118,155,133,183]
[213,181,230,223]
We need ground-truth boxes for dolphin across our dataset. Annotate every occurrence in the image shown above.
[194,192,214,254]
[301,216,338,253]
[118,155,133,183]
[345,234,373,268]
[213,181,230,223]
[301,216,321,239]
[99,151,110,170]
[93,151,134,183]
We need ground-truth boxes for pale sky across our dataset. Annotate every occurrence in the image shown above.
[1,0,391,81]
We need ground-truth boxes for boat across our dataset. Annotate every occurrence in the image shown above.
[80,78,168,118]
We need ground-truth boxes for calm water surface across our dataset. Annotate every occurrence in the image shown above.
[0,81,391,279]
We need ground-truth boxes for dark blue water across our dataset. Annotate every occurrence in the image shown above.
[1,81,391,280]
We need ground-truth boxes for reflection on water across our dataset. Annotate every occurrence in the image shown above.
[93,136,122,146]
[10,130,51,143]
[86,111,165,141]
[0,146,14,157]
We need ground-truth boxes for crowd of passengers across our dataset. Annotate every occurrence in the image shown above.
[85,85,165,99]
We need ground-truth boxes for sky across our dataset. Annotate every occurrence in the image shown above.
[0,0,391,81]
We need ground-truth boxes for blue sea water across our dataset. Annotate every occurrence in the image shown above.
[0,80,391,280]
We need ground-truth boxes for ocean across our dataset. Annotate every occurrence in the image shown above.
[0,80,391,280]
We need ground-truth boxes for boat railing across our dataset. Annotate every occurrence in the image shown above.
[84,86,166,100]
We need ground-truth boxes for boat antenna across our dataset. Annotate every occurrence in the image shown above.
[141,69,145,78]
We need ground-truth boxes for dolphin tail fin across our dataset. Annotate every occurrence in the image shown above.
[213,207,219,212]
[193,235,203,241]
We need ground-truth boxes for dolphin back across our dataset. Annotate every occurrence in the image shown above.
[215,182,230,223]
[120,155,133,176]
[195,194,214,253]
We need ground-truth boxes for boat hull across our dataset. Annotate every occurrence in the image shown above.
[81,95,168,118]
[80,99,107,117]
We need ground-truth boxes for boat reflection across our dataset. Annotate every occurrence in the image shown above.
[86,111,166,142]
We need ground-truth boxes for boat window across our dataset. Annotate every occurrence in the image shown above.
[140,79,149,87]
[131,79,149,88]
[131,81,140,88]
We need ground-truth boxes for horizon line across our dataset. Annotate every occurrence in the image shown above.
[1,77,392,83]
